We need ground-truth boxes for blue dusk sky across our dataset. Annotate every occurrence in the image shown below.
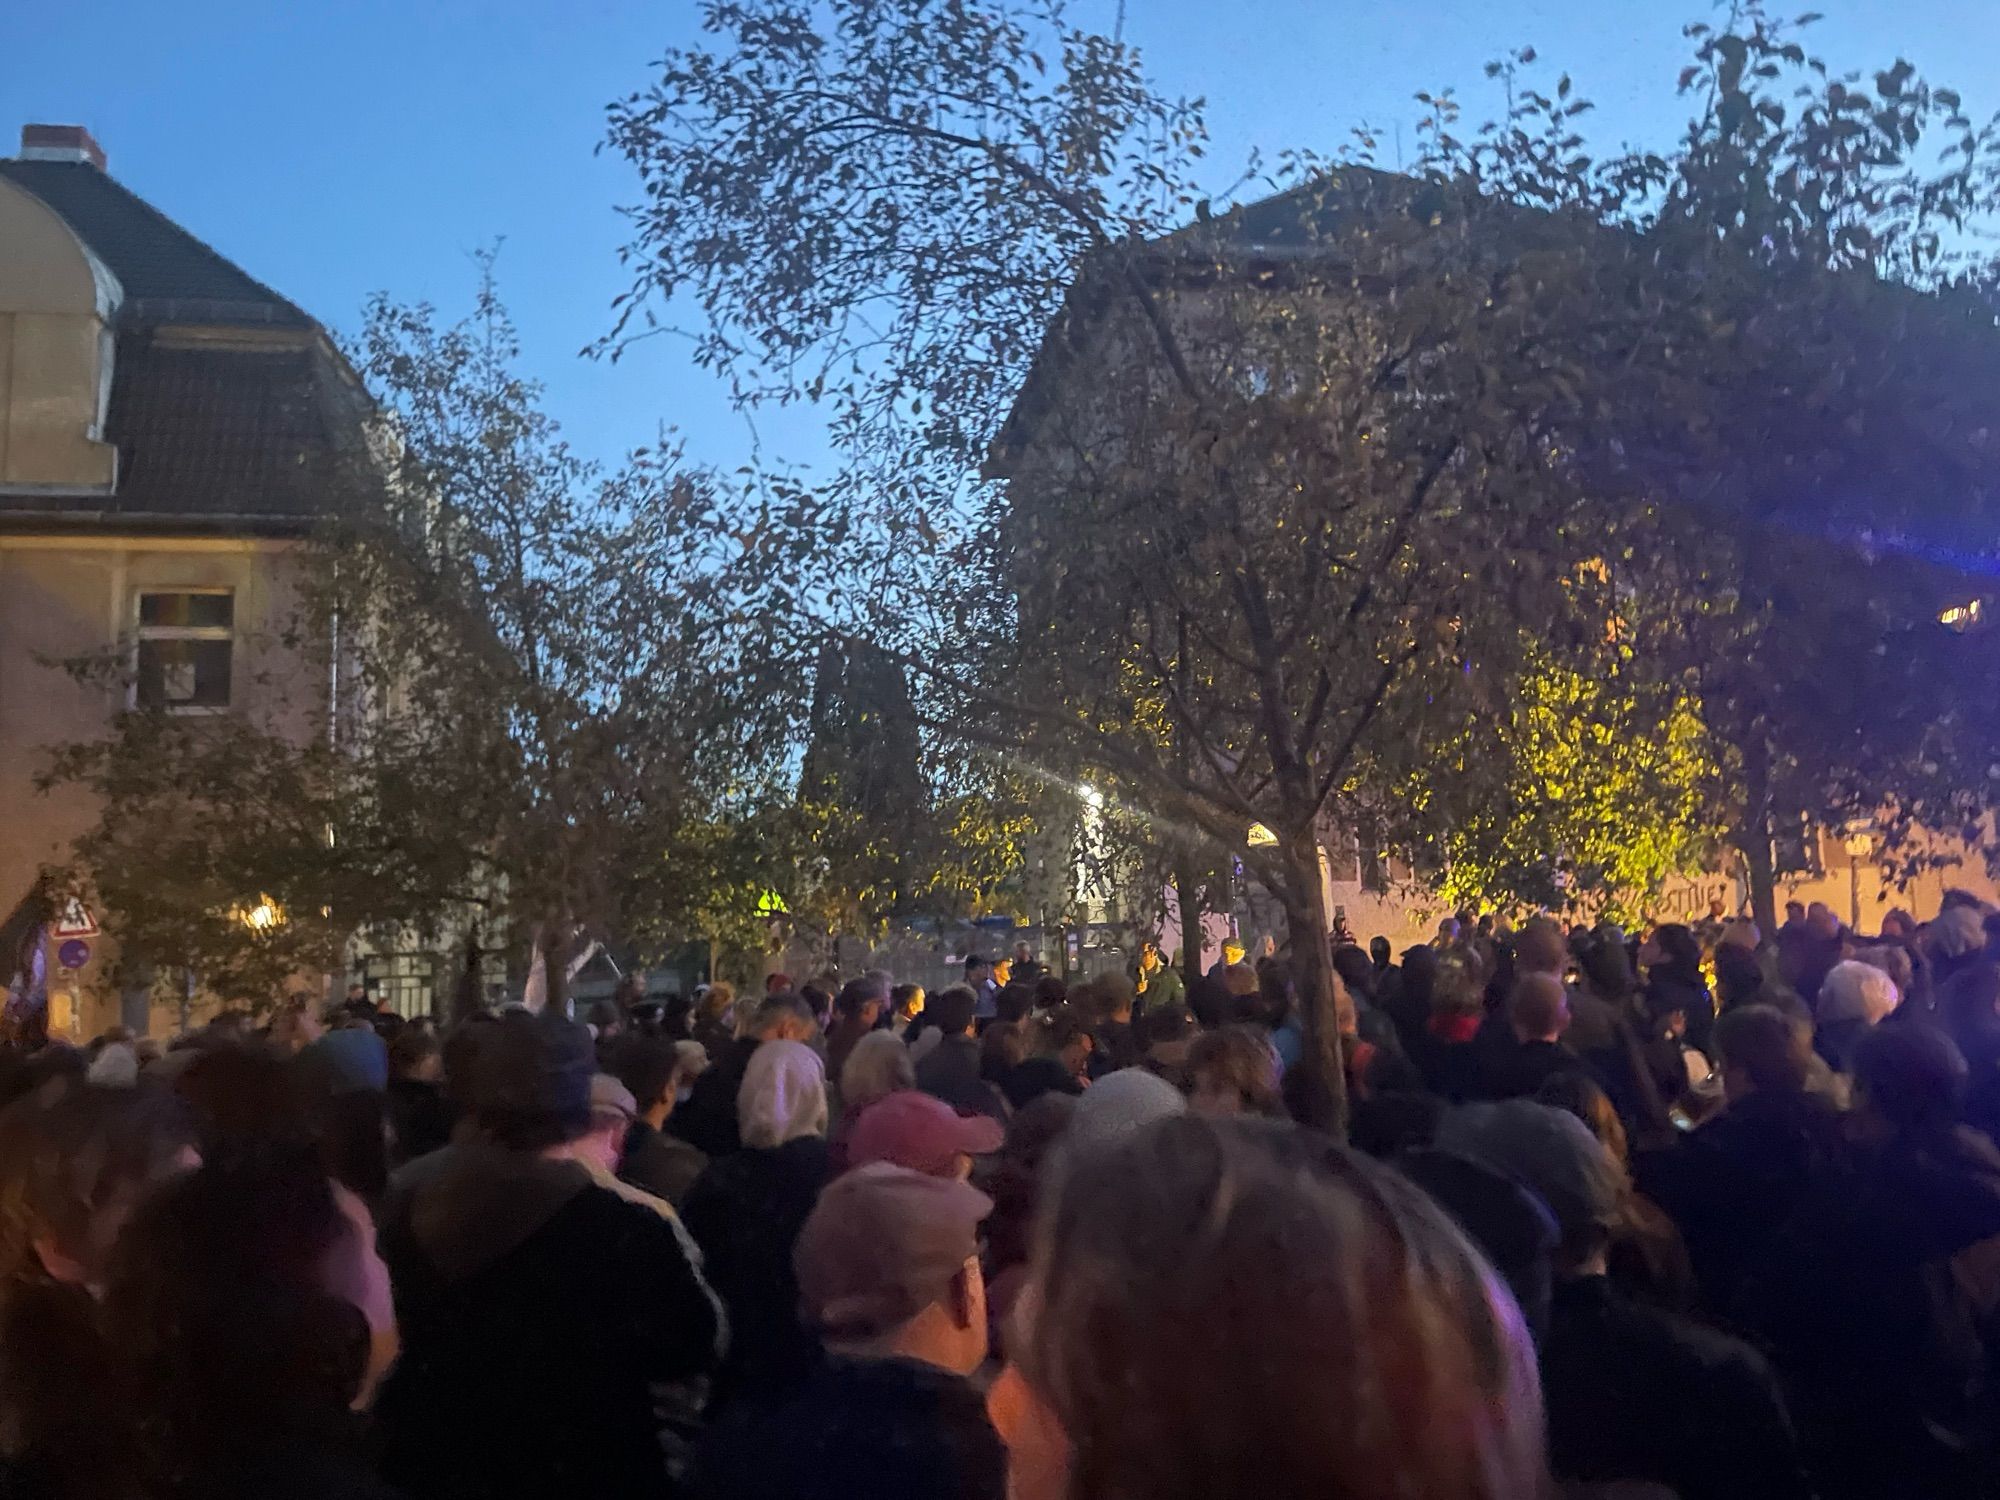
[5,1,1995,474]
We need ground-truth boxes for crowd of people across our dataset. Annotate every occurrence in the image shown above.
[7,895,2000,1497]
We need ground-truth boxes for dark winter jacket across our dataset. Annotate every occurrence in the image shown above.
[680,1137,831,1407]
[1542,1274,1811,1500]
[674,1036,761,1157]
[695,1355,1005,1500]
[1470,1037,1597,1103]
[914,1036,1008,1123]
[1637,1087,1851,1327]
[375,1144,722,1500]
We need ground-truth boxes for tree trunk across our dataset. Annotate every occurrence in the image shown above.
[1175,860,1205,986]
[1282,833,1350,1140]
[542,928,572,1021]
[1743,825,1777,940]
[1740,729,1778,936]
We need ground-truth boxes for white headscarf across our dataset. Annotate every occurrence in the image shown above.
[738,1039,829,1148]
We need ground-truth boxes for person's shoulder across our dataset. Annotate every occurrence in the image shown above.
[1559,1278,1772,1382]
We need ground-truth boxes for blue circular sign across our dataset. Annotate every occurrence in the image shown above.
[56,939,91,970]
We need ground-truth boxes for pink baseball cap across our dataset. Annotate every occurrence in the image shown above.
[847,1089,1004,1177]
[796,1163,993,1338]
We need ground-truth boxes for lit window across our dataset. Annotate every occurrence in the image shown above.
[134,590,233,711]
[1941,599,1984,631]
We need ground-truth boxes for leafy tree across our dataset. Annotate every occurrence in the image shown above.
[605,0,1646,1131]
[45,265,803,1013]
[606,0,2000,1122]
[1432,11,2000,931]
[1432,644,1720,925]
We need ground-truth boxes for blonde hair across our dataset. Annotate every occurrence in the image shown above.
[1024,1117,1547,1500]
[838,1031,915,1115]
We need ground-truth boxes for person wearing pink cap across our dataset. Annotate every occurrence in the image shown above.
[845,1089,1003,1180]
[695,1163,1005,1499]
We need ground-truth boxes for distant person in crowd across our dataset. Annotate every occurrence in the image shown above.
[697,1164,1005,1500]
[839,1029,915,1118]
[681,1040,831,1406]
[386,1025,452,1167]
[1776,903,1845,1014]
[1411,950,1487,1101]
[107,1151,401,1500]
[825,975,890,1108]
[800,984,836,1035]
[1016,1116,1549,1499]
[1931,904,1993,999]
[675,992,817,1157]
[1714,934,1769,1014]
[1566,929,1665,1131]
[1443,1100,1812,1500]
[1139,1006,1198,1090]
[1133,940,1183,1014]
[1383,942,1438,1057]
[1028,1007,1095,1091]
[375,1013,721,1500]
[890,983,926,1033]
[268,1000,324,1058]
[1642,923,1716,1057]
[980,1020,1030,1086]
[1813,958,1901,1074]
[965,957,999,1021]
[1086,975,1142,1078]
[913,988,1007,1123]
[1186,1026,1284,1118]
[1473,973,1593,1101]
[692,982,738,1056]
[1637,1004,1850,1327]
[1012,941,1046,985]
[614,1035,709,1208]
[1369,934,1396,981]
[1205,938,1247,984]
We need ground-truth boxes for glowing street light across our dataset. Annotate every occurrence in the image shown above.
[238,894,283,933]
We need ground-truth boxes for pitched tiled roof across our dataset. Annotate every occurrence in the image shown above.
[0,338,375,530]
[0,157,308,327]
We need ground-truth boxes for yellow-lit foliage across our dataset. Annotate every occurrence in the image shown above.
[1438,650,1720,924]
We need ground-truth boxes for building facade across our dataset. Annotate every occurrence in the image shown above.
[0,124,370,1036]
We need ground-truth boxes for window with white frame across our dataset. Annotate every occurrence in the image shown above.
[134,590,234,710]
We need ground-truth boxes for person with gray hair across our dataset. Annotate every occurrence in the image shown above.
[829,1030,917,1171]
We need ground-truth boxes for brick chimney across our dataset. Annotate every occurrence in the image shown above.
[19,124,106,170]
